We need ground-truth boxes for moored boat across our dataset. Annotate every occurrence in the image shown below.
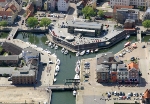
[54,72,58,76]
[125,35,130,40]
[91,49,93,53]
[48,42,52,46]
[64,50,68,55]
[55,65,60,72]
[61,48,65,53]
[73,90,77,96]
[53,78,57,82]
[55,45,58,50]
[86,50,90,54]
[50,45,54,49]
[124,42,131,48]
[74,74,80,79]
[94,49,99,52]
[56,59,60,65]
[75,65,80,74]
[76,52,80,57]
[80,50,85,56]
[45,40,49,45]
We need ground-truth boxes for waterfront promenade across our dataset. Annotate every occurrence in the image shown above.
[0,39,57,104]
[76,42,150,104]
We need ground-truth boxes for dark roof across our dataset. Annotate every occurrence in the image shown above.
[113,5,134,13]
[117,64,128,71]
[2,42,22,55]
[96,64,110,72]
[0,55,18,60]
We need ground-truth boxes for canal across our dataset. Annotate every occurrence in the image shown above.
[16,33,137,104]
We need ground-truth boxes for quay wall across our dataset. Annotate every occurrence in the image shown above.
[52,30,137,51]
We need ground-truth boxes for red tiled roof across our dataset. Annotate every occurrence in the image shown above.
[127,62,139,70]
[9,4,17,13]
[0,11,12,16]
[113,5,134,13]
[0,0,6,2]
[143,89,150,99]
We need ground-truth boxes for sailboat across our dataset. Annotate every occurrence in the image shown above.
[76,51,80,57]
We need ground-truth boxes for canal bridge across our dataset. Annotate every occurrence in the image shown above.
[7,27,18,40]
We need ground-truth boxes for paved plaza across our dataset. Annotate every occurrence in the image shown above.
[77,42,150,104]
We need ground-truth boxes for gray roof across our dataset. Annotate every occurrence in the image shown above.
[117,8,139,12]
[111,64,117,71]
[0,55,19,61]
[96,64,110,72]
[0,67,16,75]
[67,21,102,29]
[117,64,128,71]
[23,47,40,58]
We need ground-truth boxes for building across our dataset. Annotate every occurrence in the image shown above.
[0,4,18,25]
[124,19,135,28]
[96,52,120,83]
[116,8,140,24]
[127,62,139,83]
[110,64,117,82]
[44,1,48,10]
[10,0,22,12]
[109,0,150,8]
[57,0,70,11]
[47,0,56,11]
[25,2,34,19]
[143,7,150,20]
[0,0,10,9]
[0,55,19,65]
[67,21,103,36]
[30,0,42,10]
[2,42,22,55]
[117,64,129,83]
[142,89,150,104]
[84,0,97,8]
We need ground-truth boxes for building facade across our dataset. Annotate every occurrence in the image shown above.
[0,55,19,65]
[143,7,150,20]
[47,0,56,11]
[57,0,70,11]
[127,62,139,83]
[117,64,129,83]
[109,0,150,8]
[142,89,150,104]
[25,2,34,19]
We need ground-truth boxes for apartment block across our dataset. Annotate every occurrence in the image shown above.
[143,7,150,20]
[57,0,70,11]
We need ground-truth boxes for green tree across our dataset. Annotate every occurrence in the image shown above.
[40,18,51,29]
[142,20,150,30]
[0,21,7,27]
[82,6,96,19]
[27,17,38,29]
[98,10,104,17]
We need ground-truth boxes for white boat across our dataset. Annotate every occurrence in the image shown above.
[74,74,80,79]
[56,59,60,65]
[73,90,77,96]
[55,45,58,50]
[48,42,52,46]
[53,78,57,82]
[75,65,80,74]
[53,44,55,47]
[125,35,130,39]
[45,40,49,45]
[64,50,68,55]
[54,72,58,76]
[86,50,90,54]
[76,60,80,66]
[80,50,85,56]
[76,52,80,57]
[91,49,93,53]
[124,42,131,48]
[55,65,60,72]
[61,48,65,53]
[50,45,54,49]
[95,49,99,52]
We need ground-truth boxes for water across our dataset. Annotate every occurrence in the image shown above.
[16,33,137,104]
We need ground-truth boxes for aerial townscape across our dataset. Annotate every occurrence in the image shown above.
[1,0,150,104]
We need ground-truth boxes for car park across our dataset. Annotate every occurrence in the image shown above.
[119,92,123,96]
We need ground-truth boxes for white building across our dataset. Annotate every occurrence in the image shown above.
[117,64,129,82]
[143,7,150,20]
[47,0,56,11]
[57,0,70,11]
[109,0,150,8]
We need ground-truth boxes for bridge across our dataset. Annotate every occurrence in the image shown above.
[7,27,18,40]
[47,85,80,91]
[65,79,80,83]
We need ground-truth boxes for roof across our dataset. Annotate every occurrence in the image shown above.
[113,5,134,13]
[0,0,6,2]
[127,62,139,70]
[23,47,39,58]
[117,64,128,71]
[67,21,102,29]
[27,2,34,11]
[143,89,150,99]
[0,55,19,60]
[96,64,110,72]
[96,52,120,65]
[8,4,17,13]
[0,11,12,16]
[117,8,139,12]
[2,42,22,55]
[0,67,15,75]
[146,7,150,13]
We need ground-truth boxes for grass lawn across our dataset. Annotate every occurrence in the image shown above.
[0,32,9,38]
